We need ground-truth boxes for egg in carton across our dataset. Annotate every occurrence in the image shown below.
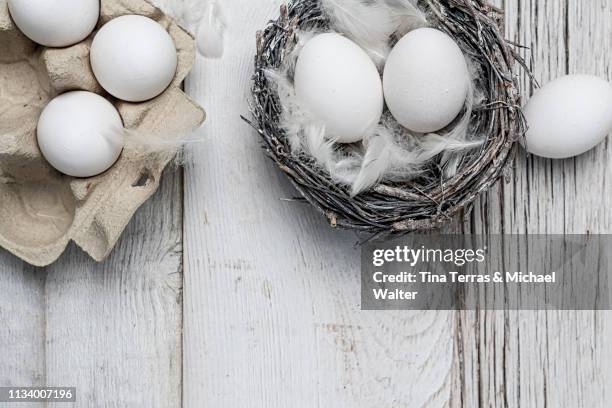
[0,0,205,266]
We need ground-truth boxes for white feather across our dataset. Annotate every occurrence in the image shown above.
[263,69,308,153]
[101,125,205,166]
[351,124,422,195]
[320,0,396,66]
[351,130,394,195]
[265,68,342,175]
[266,62,365,184]
[304,124,335,170]
[383,0,429,38]
[196,2,226,59]
[266,24,484,196]
[150,0,206,29]
[332,155,363,185]
[430,81,482,177]
[350,105,484,195]
[150,0,226,59]
[319,0,429,66]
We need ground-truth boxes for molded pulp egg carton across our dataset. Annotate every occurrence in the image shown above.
[0,0,205,266]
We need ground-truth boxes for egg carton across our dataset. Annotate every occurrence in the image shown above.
[0,0,205,266]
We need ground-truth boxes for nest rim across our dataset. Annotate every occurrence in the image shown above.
[248,0,526,235]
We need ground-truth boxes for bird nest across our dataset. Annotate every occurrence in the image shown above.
[247,0,527,234]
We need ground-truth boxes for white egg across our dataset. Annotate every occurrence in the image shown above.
[294,33,384,143]
[8,0,99,47]
[383,28,470,133]
[522,75,612,159]
[91,15,178,102]
[37,91,124,178]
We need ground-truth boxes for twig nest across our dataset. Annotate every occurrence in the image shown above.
[0,0,205,266]
[249,0,526,234]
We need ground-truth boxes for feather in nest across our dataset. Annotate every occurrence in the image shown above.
[320,0,429,67]
[266,0,485,196]
[350,104,483,196]
[383,0,429,38]
[265,37,368,184]
[265,68,358,180]
[320,0,396,66]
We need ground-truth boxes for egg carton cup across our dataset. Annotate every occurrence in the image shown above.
[0,0,205,266]
[248,0,529,234]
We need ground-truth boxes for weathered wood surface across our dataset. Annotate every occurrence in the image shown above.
[0,256,45,392]
[453,1,612,407]
[182,1,454,406]
[0,171,183,407]
[1,0,612,407]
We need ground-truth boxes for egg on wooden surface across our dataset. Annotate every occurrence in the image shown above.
[7,0,99,47]
[91,15,178,102]
[294,33,384,143]
[383,28,470,133]
[522,75,612,159]
[37,91,124,178]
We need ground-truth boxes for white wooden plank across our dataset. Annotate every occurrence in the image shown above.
[183,1,455,407]
[453,0,612,406]
[42,170,184,407]
[0,253,45,389]
[4,0,610,406]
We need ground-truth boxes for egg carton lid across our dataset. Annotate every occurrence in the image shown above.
[0,0,205,266]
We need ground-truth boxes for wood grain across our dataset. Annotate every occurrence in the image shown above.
[182,1,455,407]
[43,170,184,407]
[0,254,45,390]
[1,1,611,407]
[453,1,612,407]
[0,170,184,407]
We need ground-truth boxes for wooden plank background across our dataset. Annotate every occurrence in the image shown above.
[454,1,612,407]
[0,172,183,407]
[1,0,612,407]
